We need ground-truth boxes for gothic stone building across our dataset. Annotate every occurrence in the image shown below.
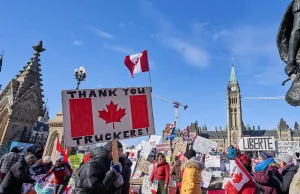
[163,66,300,153]
[0,41,46,155]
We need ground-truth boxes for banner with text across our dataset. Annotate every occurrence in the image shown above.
[238,136,275,151]
[193,136,218,155]
[62,87,155,147]
[277,141,300,153]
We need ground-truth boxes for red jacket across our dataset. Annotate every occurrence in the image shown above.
[177,169,184,188]
[43,162,73,184]
[150,160,170,185]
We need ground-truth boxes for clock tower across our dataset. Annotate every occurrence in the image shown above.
[227,65,243,147]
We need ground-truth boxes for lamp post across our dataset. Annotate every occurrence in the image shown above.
[74,66,87,90]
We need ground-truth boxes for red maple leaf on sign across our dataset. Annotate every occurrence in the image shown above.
[232,172,243,183]
[98,100,126,129]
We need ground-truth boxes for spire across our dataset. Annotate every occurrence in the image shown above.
[230,65,237,84]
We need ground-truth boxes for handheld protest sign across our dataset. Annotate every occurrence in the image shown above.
[112,140,119,164]
[238,136,276,151]
[62,87,155,147]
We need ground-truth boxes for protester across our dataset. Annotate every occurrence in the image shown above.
[271,154,298,194]
[30,155,53,175]
[171,156,181,194]
[74,140,124,194]
[252,152,281,194]
[236,150,252,173]
[150,153,170,194]
[180,149,204,194]
[0,154,36,194]
[0,146,22,183]
[177,149,196,190]
[119,151,133,194]
[227,145,236,159]
[42,154,73,194]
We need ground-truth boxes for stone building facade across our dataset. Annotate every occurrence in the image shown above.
[0,41,46,155]
[163,66,300,153]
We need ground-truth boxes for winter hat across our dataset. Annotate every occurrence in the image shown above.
[278,154,293,164]
[183,149,196,160]
[25,154,37,163]
[177,152,183,159]
[43,156,51,163]
[258,151,270,160]
[10,146,21,153]
[104,141,123,152]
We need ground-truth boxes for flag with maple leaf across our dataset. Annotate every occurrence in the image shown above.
[62,87,155,147]
[124,50,149,77]
[56,138,69,162]
[224,158,256,194]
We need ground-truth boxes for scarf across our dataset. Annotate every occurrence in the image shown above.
[278,162,293,174]
[254,157,276,172]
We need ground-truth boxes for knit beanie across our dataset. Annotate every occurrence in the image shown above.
[104,141,123,152]
[43,156,51,163]
[184,149,196,160]
[278,154,293,164]
[258,151,270,160]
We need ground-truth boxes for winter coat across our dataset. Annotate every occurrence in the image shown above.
[42,162,73,184]
[272,164,299,194]
[252,164,282,194]
[74,146,118,194]
[30,159,53,175]
[289,164,300,194]
[119,156,133,194]
[227,148,236,159]
[180,158,204,194]
[0,152,20,174]
[149,160,170,185]
[0,158,35,194]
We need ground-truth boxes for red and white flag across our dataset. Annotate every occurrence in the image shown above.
[124,50,149,77]
[62,87,155,147]
[56,138,69,162]
[224,158,256,194]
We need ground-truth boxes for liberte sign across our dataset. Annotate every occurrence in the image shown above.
[238,136,276,151]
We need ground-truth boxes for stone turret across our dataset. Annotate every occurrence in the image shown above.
[295,122,300,130]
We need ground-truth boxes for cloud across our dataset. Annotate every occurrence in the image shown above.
[213,30,228,41]
[106,45,135,54]
[119,22,126,28]
[72,40,83,46]
[138,0,210,68]
[88,26,115,39]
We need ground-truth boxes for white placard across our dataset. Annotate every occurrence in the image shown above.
[277,141,300,153]
[142,175,152,194]
[140,140,153,159]
[156,143,171,153]
[201,170,212,188]
[193,136,218,155]
[148,135,161,147]
[62,87,155,147]
[238,136,275,151]
[205,155,221,168]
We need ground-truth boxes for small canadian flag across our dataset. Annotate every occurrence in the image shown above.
[124,50,149,77]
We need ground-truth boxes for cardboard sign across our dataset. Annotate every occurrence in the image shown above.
[277,141,300,153]
[193,136,217,155]
[156,143,171,153]
[173,142,187,156]
[62,87,155,147]
[205,155,221,168]
[136,158,152,174]
[238,136,275,151]
[142,175,152,194]
[148,135,161,147]
[140,140,153,159]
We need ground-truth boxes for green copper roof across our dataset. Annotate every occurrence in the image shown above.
[230,65,237,84]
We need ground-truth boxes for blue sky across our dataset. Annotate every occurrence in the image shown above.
[0,0,297,147]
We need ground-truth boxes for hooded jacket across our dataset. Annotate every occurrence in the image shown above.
[149,159,170,185]
[272,164,299,194]
[180,158,204,194]
[74,146,118,194]
[0,158,35,194]
[119,156,133,194]
[30,159,53,175]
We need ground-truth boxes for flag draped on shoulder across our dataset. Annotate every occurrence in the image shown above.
[124,50,149,77]
[224,158,256,194]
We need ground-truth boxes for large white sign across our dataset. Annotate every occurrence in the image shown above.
[277,141,300,153]
[148,135,161,147]
[201,170,212,188]
[62,87,155,147]
[205,155,221,168]
[140,140,153,159]
[238,136,275,151]
[193,136,218,155]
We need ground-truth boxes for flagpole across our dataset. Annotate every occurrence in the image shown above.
[146,49,152,90]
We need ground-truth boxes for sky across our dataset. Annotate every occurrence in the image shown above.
[0,0,297,147]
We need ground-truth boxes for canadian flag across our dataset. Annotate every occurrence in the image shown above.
[224,158,256,194]
[124,50,149,77]
[56,138,69,162]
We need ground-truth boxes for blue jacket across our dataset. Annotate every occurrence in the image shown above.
[35,183,54,194]
[227,148,236,159]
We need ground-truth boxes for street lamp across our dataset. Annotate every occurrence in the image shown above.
[74,66,87,89]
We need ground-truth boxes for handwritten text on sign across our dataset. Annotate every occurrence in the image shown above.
[238,136,275,151]
[62,87,155,147]
[193,136,218,155]
[277,141,300,153]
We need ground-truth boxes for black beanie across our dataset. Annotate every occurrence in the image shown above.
[184,149,196,160]
[104,141,123,152]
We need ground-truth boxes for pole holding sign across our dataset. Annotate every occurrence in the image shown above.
[62,87,155,147]
[238,136,276,151]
